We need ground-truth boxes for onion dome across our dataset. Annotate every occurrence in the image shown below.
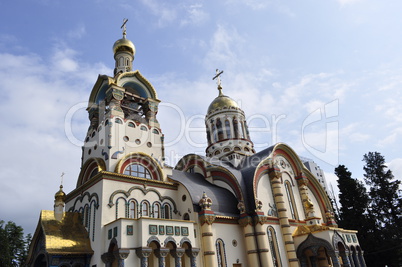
[207,93,239,114]
[113,36,136,55]
[54,185,66,202]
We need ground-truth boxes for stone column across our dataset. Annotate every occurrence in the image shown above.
[106,86,125,117]
[185,248,200,267]
[358,252,367,267]
[341,252,352,267]
[349,253,357,267]
[253,204,271,267]
[269,165,299,267]
[171,248,185,267]
[198,192,217,267]
[155,248,170,267]
[144,99,160,127]
[114,249,130,267]
[238,202,259,267]
[101,252,114,267]
[136,247,152,267]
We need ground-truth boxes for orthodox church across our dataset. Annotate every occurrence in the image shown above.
[27,23,367,267]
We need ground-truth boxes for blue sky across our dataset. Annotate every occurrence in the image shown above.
[1,0,401,234]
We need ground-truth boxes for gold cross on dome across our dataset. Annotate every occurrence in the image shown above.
[60,172,65,186]
[212,69,224,95]
[121,18,128,37]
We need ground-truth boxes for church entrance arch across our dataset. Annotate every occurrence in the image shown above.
[297,234,338,267]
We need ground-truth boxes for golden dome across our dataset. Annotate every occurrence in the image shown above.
[55,185,66,202]
[113,36,136,55]
[207,94,239,114]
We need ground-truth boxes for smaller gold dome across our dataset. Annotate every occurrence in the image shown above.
[55,185,66,202]
[207,94,239,114]
[113,37,136,55]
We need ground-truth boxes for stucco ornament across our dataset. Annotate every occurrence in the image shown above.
[199,192,213,210]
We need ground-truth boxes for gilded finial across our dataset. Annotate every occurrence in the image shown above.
[212,69,224,96]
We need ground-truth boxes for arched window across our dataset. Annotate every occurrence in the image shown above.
[124,163,151,179]
[140,125,148,131]
[115,118,123,124]
[84,205,90,228]
[216,238,227,267]
[267,227,281,267]
[119,57,124,67]
[216,118,223,141]
[240,121,246,138]
[141,202,149,217]
[152,129,159,134]
[163,204,171,219]
[244,121,250,139]
[206,128,212,145]
[128,122,135,128]
[153,203,161,218]
[212,124,217,142]
[225,120,231,139]
[285,181,298,220]
[233,118,239,138]
[128,200,136,219]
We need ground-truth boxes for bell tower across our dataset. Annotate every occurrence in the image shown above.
[79,20,165,183]
[205,70,255,167]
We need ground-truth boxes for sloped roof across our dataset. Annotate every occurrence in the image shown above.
[38,210,93,254]
[170,170,239,216]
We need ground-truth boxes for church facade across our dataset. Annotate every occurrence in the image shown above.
[27,26,367,267]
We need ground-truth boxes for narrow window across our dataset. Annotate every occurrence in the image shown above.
[285,181,298,220]
[216,118,223,141]
[216,239,227,267]
[212,124,217,142]
[240,121,246,138]
[163,204,171,219]
[129,201,136,219]
[233,118,239,138]
[153,203,160,218]
[141,202,149,217]
[268,227,281,267]
[225,120,231,139]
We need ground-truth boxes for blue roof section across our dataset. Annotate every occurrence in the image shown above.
[238,145,275,211]
[170,169,239,216]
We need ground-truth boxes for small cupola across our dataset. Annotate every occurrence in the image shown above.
[205,70,255,167]
[54,184,66,221]
[113,19,135,75]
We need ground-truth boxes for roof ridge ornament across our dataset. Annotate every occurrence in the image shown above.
[212,69,224,96]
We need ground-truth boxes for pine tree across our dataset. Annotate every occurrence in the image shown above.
[335,165,369,231]
[0,220,31,267]
[362,152,402,267]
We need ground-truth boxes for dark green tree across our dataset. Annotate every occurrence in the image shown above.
[0,220,30,267]
[362,152,402,267]
[335,165,369,231]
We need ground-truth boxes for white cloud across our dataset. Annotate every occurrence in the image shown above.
[386,158,402,180]
[139,0,177,27]
[180,4,209,26]
[0,45,108,234]
[337,0,363,7]
[67,25,86,40]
